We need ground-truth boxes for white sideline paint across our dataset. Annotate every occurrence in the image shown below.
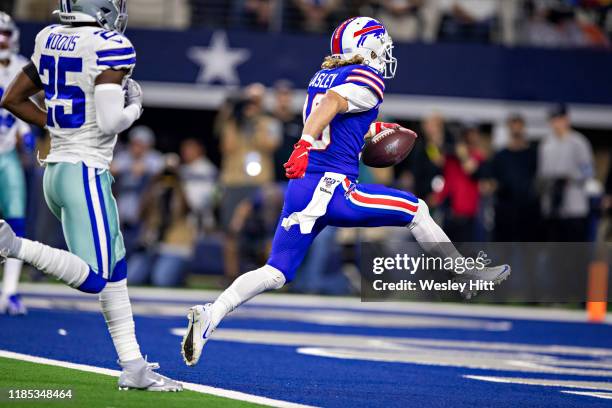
[0,350,315,408]
[17,283,611,324]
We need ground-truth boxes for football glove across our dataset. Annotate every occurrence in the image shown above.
[369,121,401,136]
[124,79,143,109]
[284,139,312,179]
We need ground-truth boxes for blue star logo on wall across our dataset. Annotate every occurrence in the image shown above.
[188,31,251,85]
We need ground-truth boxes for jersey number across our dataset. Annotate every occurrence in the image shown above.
[39,55,86,129]
[0,88,16,130]
[303,93,331,151]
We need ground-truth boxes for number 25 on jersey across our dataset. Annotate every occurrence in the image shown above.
[39,55,86,129]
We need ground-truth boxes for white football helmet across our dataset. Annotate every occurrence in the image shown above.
[55,0,128,34]
[330,17,397,79]
[0,12,19,60]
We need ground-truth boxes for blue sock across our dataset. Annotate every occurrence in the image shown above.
[77,269,107,294]
[5,218,25,238]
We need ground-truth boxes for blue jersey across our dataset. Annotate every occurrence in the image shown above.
[303,64,385,179]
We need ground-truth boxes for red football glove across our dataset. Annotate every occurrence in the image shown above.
[370,121,401,136]
[284,139,312,179]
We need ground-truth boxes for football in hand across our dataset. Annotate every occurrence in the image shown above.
[361,126,418,168]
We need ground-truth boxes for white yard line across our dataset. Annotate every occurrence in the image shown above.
[464,375,612,391]
[0,350,315,408]
[18,283,610,324]
[561,391,612,400]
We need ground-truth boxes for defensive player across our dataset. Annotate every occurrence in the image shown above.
[181,17,511,366]
[0,12,31,315]
[0,0,182,391]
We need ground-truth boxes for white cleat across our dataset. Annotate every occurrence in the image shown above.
[454,263,511,300]
[118,358,183,392]
[0,294,27,316]
[0,220,21,260]
[181,304,213,367]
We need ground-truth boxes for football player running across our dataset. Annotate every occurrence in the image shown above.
[0,0,182,391]
[0,12,32,315]
[181,17,511,367]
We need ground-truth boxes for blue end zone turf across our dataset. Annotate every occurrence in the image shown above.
[0,289,610,407]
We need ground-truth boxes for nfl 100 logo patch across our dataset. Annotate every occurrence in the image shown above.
[320,177,338,194]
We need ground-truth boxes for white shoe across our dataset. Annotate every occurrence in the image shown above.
[181,304,214,367]
[118,358,183,392]
[454,254,511,300]
[0,220,21,260]
[0,294,27,316]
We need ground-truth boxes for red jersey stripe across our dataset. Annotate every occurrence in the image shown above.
[345,75,384,100]
[351,68,385,88]
[351,191,418,213]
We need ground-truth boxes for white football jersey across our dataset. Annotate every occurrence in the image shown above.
[0,54,30,154]
[31,24,136,169]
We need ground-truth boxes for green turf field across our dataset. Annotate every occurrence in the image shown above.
[0,357,261,408]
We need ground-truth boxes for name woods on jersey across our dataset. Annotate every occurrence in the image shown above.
[0,0,182,392]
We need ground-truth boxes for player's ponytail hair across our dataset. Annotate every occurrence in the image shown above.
[321,55,365,69]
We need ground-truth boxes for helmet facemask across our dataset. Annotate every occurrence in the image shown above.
[112,0,128,34]
[380,40,397,79]
[95,0,128,33]
[350,33,397,79]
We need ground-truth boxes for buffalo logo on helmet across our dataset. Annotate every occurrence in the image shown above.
[354,20,387,48]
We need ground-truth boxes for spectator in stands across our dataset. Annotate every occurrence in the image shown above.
[128,154,196,287]
[434,0,500,43]
[111,126,164,255]
[406,112,446,205]
[523,1,590,48]
[601,157,612,241]
[537,104,594,241]
[0,1,14,13]
[233,0,276,30]
[490,114,541,241]
[271,80,302,182]
[219,83,281,278]
[604,158,612,215]
[574,1,610,48]
[225,183,284,277]
[292,0,342,33]
[13,0,54,21]
[374,0,425,42]
[190,0,231,28]
[436,121,486,241]
[179,138,218,232]
[491,110,544,152]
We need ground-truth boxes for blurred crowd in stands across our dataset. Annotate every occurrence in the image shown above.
[6,0,612,48]
[11,77,612,294]
[17,80,608,293]
[4,0,611,292]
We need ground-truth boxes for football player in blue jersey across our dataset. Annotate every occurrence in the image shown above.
[181,17,511,366]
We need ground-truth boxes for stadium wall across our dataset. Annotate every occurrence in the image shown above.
[18,23,612,128]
